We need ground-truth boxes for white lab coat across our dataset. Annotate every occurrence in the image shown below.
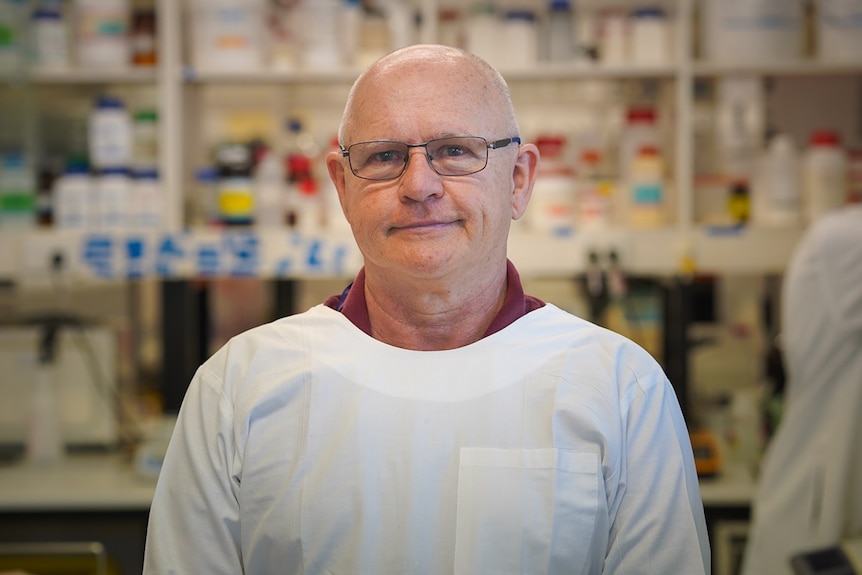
[742,206,862,574]
[144,303,709,574]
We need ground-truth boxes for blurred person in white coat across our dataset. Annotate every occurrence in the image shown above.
[742,204,862,574]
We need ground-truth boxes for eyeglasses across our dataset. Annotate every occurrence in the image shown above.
[340,136,521,181]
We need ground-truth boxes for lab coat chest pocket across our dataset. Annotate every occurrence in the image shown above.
[454,448,601,575]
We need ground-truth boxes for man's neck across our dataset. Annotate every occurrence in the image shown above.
[363,265,508,351]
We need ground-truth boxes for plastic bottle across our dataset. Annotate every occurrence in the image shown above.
[502,9,538,69]
[130,167,161,229]
[545,0,574,63]
[31,0,70,70]
[626,145,666,227]
[74,0,131,69]
[438,8,464,49]
[215,143,255,226]
[53,159,92,229]
[89,94,133,171]
[817,0,862,62]
[598,7,627,66]
[381,0,413,52]
[466,3,501,68]
[189,0,266,72]
[803,129,848,222]
[755,133,801,227]
[132,108,158,170]
[93,167,132,230]
[0,0,30,75]
[618,106,661,182]
[526,135,577,236]
[0,151,37,229]
[629,7,671,67]
[191,165,218,227]
[340,0,362,67]
[298,0,343,70]
[576,147,613,230]
[130,5,156,67]
[700,0,803,65]
[253,149,286,228]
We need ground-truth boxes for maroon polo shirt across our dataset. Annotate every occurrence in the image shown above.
[323,260,546,338]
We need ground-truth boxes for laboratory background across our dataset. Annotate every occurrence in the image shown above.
[0,0,860,573]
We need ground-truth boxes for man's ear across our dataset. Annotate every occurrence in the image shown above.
[326,149,349,214]
[511,142,540,220]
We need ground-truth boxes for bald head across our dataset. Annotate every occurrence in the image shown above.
[338,45,519,146]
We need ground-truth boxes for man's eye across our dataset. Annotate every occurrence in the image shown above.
[371,149,403,163]
[440,145,466,158]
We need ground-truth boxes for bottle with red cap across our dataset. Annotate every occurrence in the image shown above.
[525,134,577,236]
[802,129,848,223]
[618,106,661,183]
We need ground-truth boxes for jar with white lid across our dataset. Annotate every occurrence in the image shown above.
[31,0,70,70]
[466,3,501,68]
[629,6,672,66]
[189,0,266,72]
[816,0,862,62]
[700,0,803,64]
[74,0,131,69]
[545,0,574,62]
[89,94,132,171]
[501,9,538,69]
[803,129,848,222]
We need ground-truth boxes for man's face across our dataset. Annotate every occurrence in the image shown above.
[328,59,531,283]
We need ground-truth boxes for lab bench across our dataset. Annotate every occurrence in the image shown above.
[0,452,755,575]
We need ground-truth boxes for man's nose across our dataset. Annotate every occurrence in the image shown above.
[398,147,443,202]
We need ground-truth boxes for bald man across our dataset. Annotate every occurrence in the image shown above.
[144,45,709,574]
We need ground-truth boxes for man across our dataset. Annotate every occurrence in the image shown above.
[742,204,862,574]
[143,45,709,574]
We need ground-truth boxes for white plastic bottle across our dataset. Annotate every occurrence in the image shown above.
[755,133,801,227]
[803,129,848,222]
[526,135,577,236]
[466,3,501,68]
[53,161,92,229]
[626,145,666,227]
[501,9,538,70]
[89,94,133,171]
[545,0,574,62]
[618,106,661,182]
[817,0,862,62]
[298,0,344,70]
[74,0,131,69]
[629,6,671,67]
[190,0,266,72]
[0,151,37,229]
[253,149,286,228]
[130,167,161,229]
[31,0,70,70]
[93,167,132,230]
[701,0,803,64]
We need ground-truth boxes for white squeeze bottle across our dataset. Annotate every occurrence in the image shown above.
[254,148,286,228]
[53,160,92,229]
[756,133,802,227]
[803,129,848,222]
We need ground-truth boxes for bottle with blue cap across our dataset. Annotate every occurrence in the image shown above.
[89,94,133,171]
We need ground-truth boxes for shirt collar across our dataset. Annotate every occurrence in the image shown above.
[324,260,545,338]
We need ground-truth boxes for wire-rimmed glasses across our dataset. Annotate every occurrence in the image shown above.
[340,136,521,181]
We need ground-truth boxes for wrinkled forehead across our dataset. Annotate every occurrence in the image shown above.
[343,58,506,143]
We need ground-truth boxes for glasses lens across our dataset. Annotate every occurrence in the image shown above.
[348,141,409,180]
[427,137,488,176]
